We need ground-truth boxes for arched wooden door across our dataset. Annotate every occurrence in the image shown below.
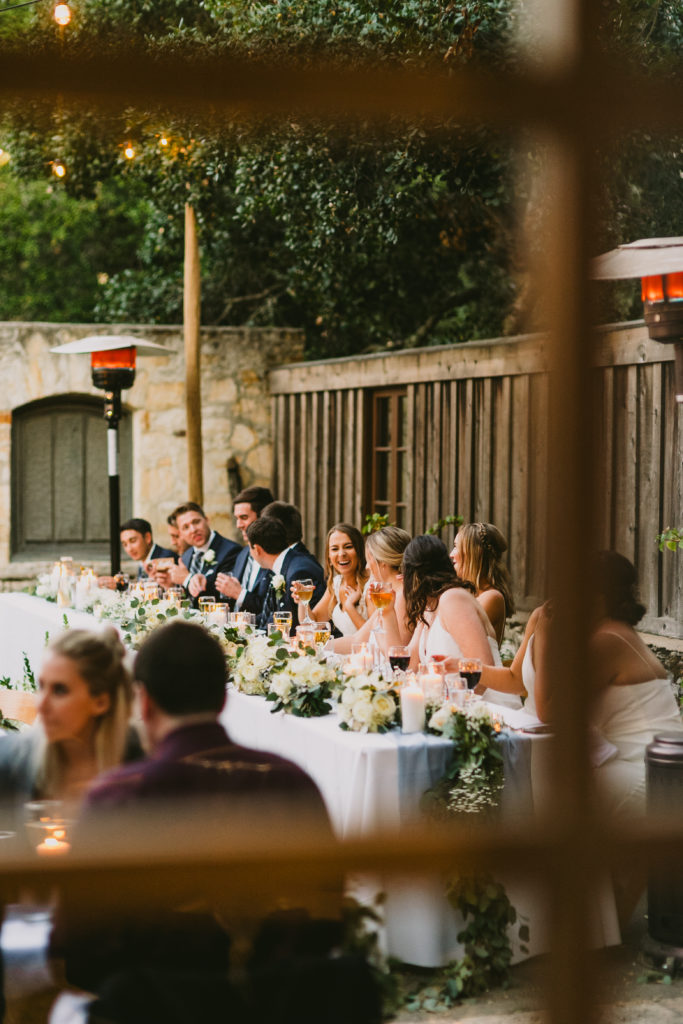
[11,395,132,559]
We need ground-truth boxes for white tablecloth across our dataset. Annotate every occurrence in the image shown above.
[0,593,100,682]
[221,689,585,966]
[0,595,619,966]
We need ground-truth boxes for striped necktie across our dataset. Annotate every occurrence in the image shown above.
[190,548,204,574]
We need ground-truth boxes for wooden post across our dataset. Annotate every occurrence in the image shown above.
[184,202,203,505]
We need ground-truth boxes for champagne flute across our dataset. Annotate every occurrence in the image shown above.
[367,579,393,636]
[295,579,315,624]
[314,621,331,650]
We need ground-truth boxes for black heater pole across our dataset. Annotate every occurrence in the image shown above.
[104,388,122,576]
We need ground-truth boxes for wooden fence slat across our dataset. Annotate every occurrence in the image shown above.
[413,384,427,532]
[612,366,638,565]
[510,374,530,601]
[526,373,549,606]
[636,363,662,619]
[354,389,365,528]
[491,376,512,550]
[473,377,492,523]
[425,381,441,530]
[456,378,474,525]
[595,366,614,551]
[405,385,416,536]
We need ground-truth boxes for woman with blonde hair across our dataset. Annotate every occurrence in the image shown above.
[333,525,412,652]
[0,627,139,809]
[451,522,515,646]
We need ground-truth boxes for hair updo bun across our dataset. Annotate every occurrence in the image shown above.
[597,551,646,626]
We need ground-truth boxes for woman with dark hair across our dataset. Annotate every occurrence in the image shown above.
[388,535,522,708]
[297,523,369,635]
[451,523,515,646]
[483,551,681,814]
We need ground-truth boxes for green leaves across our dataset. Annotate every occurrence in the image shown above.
[657,527,683,552]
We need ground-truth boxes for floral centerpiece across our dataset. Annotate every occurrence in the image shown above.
[338,669,400,734]
[423,703,504,820]
[98,595,199,650]
[227,630,290,696]
[266,651,339,717]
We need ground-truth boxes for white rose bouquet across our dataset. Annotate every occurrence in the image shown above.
[338,670,400,734]
[229,631,289,696]
[266,652,340,717]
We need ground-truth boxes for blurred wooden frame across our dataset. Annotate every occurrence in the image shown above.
[0,689,38,725]
[0,6,682,1024]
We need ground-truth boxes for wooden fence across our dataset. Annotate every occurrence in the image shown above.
[270,322,682,638]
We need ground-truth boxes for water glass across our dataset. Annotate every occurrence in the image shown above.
[445,672,465,706]
[273,611,293,635]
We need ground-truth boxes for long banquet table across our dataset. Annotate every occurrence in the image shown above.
[0,592,620,966]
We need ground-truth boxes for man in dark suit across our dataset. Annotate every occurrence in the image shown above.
[247,517,325,630]
[167,502,241,605]
[121,518,176,581]
[215,486,275,615]
[260,500,314,558]
[99,518,176,588]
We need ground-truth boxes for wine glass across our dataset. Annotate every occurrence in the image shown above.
[295,579,315,624]
[388,645,410,680]
[367,579,393,636]
[458,658,483,690]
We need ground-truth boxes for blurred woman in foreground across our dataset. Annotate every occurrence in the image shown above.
[0,628,137,810]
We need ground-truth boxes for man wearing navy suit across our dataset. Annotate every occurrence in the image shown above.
[172,502,241,605]
[215,486,275,616]
[121,518,176,581]
[247,517,325,630]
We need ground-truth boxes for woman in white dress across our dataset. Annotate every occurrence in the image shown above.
[385,535,522,708]
[451,523,515,647]
[481,552,682,925]
[332,526,412,651]
[300,523,369,636]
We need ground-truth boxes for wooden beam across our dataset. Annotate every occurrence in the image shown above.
[184,202,203,505]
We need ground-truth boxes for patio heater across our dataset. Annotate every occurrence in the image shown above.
[51,335,169,574]
[592,237,683,403]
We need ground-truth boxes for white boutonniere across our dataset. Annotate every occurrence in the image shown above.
[271,573,285,597]
[203,550,216,566]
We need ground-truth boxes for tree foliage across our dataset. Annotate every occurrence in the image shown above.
[1,0,682,352]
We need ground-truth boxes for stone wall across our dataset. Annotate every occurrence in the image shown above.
[0,321,303,580]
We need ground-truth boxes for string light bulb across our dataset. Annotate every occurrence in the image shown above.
[123,144,136,160]
[159,136,169,147]
[51,160,66,178]
[53,3,71,25]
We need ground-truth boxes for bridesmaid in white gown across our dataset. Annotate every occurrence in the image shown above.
[481,552,682,926]
[450,522,515,648]
[384,535,522,709]
[296,523,369,636]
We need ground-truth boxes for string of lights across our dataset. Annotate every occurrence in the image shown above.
[0,0,70,23]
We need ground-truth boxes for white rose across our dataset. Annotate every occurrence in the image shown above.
[428,706,453,732]
[352,695,375,725]
[372,692,396,720]
[341,686,357,707]
[203,549,216,565]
